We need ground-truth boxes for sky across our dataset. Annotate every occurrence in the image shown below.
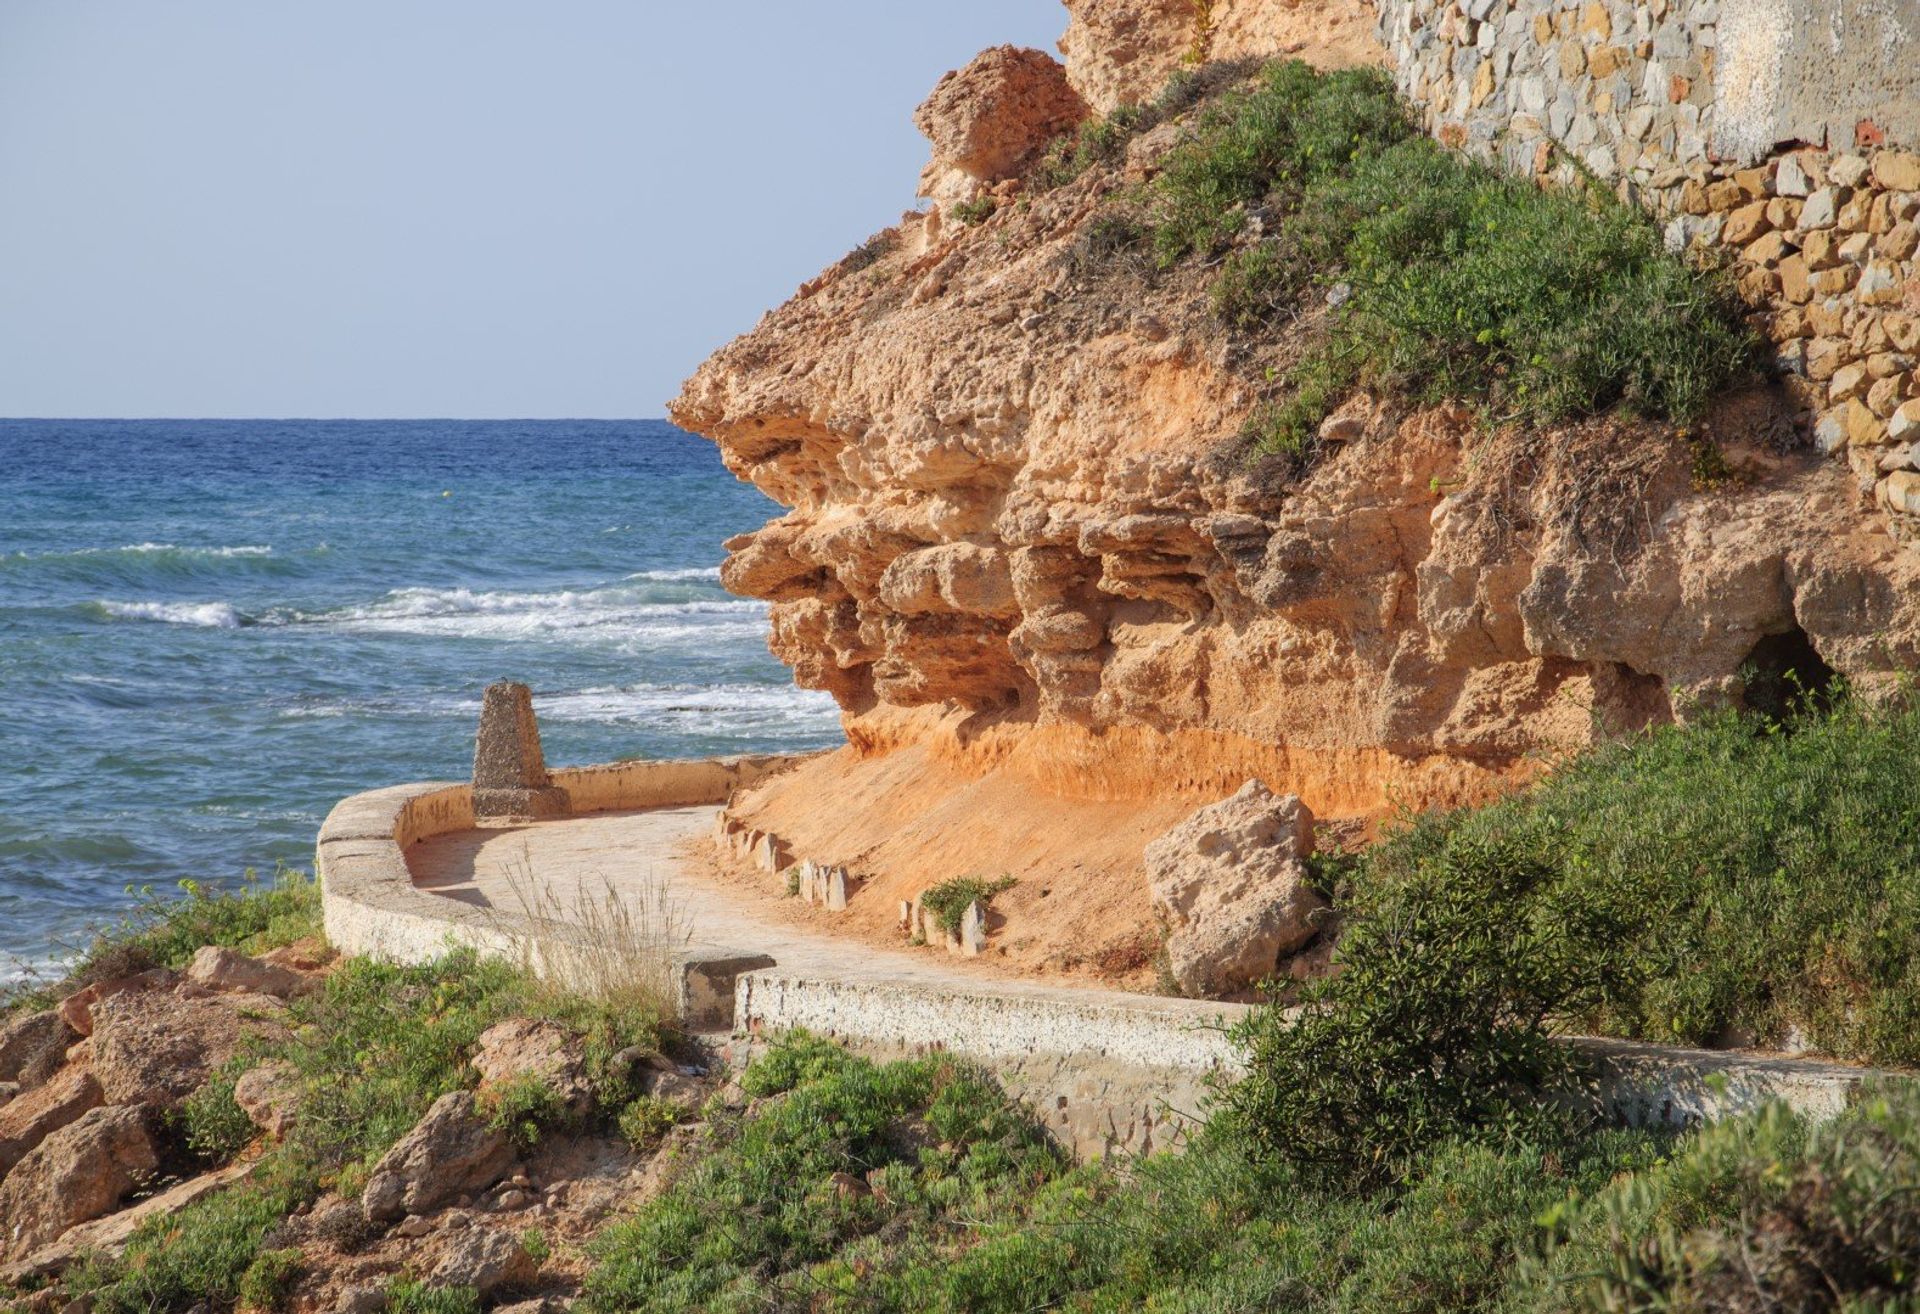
[0,2,1063,419]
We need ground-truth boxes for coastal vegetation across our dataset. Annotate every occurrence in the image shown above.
[1045,60,1753,462]
[18,683,1920,1314]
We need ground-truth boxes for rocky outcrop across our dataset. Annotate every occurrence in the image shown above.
[0,1106,155,1261]
[1145,781,1326,996]
[0,1066,103,1177]
[916,45,1088,207]
[90,988,289,1110]
[471,1019,594,1115]
[0,1011,75,1091]
[361,1091,515,1224]
[1059,0,1385,113]
[185,945,310,998]
[430,1227,536,1298]
[234,1061,303,1140]
[672,2,1920,991]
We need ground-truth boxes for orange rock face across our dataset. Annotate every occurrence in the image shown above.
[915,45,1088,207]
[1058,0,1388,114]
[667,8,1920,982]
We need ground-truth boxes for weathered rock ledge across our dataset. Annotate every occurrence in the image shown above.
[671,0,1920,985]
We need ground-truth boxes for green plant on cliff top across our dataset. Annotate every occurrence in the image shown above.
[1134,59,1752,455]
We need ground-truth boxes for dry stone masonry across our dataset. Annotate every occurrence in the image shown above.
[1378,0,1920,527]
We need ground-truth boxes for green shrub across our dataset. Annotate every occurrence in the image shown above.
[583,1033,1063,1313]
[1221,821,1611,1187]
[617,1095,682,1149]
[236,1248,304,1312]
[480,1073,569,1148]
[1513,1086,1920,1312]
[176,1063,258,1165]
[11,869,322,1013]
[1210,241,1299,328]
[951,196,997,226]
[71,1177,307,1314]
[1128,59,1751,456]
[920,876,1015,935]
[1035,104,1145,188]
[386,1280,482,1314]
[1350,697,1920,1066]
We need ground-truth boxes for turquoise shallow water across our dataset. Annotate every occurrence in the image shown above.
[0,418,840,970]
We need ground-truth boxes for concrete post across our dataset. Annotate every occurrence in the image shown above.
[471,681,570,823]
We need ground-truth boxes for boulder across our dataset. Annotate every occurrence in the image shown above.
[0,1106,156,1260]
[0,1011,76,1090]
[184,946,309,999]
[915,45,1088,206]
[90,989,288,1110]
[233,1061,303,1140]
[429,1226,535,1297]
[54,968,174,1039]
[470,1018,593,1114]
[361,1091,514,1223]
[0,1066,104,1177]
[1144,781,1328,997]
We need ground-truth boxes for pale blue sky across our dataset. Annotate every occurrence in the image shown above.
[0,2,1062,418]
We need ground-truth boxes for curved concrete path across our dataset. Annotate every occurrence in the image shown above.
[405,804,1141,996]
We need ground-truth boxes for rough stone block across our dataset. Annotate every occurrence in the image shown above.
[471,682,569,822]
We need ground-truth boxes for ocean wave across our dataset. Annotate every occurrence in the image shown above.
[626,566,721,582]
[93,599,243,628]
[280,681,836,727]
[536,683,839,726]
[284,581,761,643]
[6,542,273,562]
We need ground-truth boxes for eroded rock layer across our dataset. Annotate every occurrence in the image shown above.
[669,1,1920,982]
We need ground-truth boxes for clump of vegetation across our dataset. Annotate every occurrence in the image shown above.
[60,939,668,1314]
[950,195,997,226]
[583,1034,1066,1312]
[616,1094,682,1149]
[9,868,321,1013]
[1222,819,1610,1187]
[1121,60,1752,456]
[1033,64,1245,191]
[838,229,899,275]
[1342,695,1920,1067]
[919,875,1016,935]
[573,1029,1920,1313]
[385,1279,482,1314]
[235,1248,304,1313]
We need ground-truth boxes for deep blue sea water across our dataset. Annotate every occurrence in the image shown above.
[0,419,840,970]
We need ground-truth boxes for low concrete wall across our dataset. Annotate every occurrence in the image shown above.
[316,753,811,1020]
[733,968,1896,1158]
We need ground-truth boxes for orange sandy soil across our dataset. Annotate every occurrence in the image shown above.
[691,721,1527,992]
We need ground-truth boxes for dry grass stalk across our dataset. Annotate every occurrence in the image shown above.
[491,846,692,1025]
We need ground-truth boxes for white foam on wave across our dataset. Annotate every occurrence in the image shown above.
[537,683,840,726]
[290,581,761,644]
[626,567,721,582]
[279,682,839,732]
[97,600,243,628]
[8,542,272,563]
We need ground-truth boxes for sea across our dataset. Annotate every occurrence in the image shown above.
[0,419,841,973]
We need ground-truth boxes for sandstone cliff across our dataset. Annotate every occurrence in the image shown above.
[670,0,1920,986]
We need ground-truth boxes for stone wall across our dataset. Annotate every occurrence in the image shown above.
[1376,0,1920,523]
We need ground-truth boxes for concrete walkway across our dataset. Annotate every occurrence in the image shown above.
[405,804,1099,997]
